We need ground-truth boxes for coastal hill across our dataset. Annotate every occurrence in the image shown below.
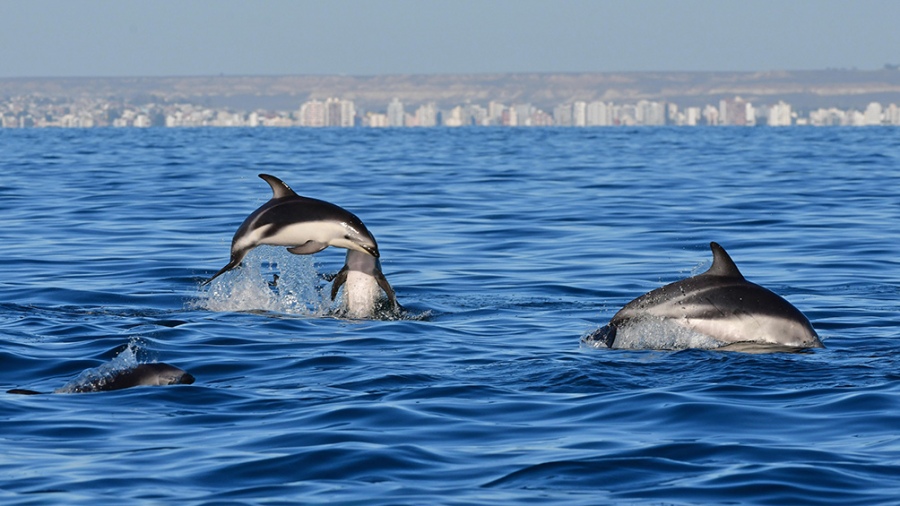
[3,70,900,111]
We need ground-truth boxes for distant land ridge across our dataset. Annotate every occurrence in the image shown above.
[3,70,900,111]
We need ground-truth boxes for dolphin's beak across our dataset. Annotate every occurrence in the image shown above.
[346,233,379,258]
[360,242,380,258]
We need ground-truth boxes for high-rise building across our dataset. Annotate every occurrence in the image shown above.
[719,97,751,126]
[465,103,488,126]
[442,106,463,127]
[325,98,341,127]
[586,101,611,126]
[553,104,573,126]
[342,100,356,127]
[863,102,883,125]
[573,101,587,127]
[414,103,437,127]
[298,99,326,127]
[513,103,533,126]
[387,98,405,127]
[488,101,507,126]
[503,106,517,126]
[703,105,719,125]
[667,103,679,125]
[365,112,388,127]
[768,101,792,126]
[531,109,554,126]
[685,107,701,126]
[886,103,900,125]
[636,100,666,126]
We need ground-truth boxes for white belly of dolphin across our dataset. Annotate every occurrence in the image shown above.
[239,221,363,252]
[609,313,820,350]
[340,271,382,319]
[681,313,819,348]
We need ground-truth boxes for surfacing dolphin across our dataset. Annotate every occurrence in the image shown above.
[330,249,401,318]
[584,242,823,351]
[7,363,195,395]
[204,173,380,285]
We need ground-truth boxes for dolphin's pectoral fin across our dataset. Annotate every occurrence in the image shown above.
[330,267,349,301]
[374,270,400,312]
[287,241,328,255]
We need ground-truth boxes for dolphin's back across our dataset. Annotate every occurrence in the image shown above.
[599,242,821,349]
[246,197,371,237]
[69,363,195,393]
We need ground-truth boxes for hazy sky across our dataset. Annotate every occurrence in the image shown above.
[1,0,898,78]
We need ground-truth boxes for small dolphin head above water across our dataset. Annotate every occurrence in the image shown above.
[330,249,400,318]
[86,363,195,392]
[586,242,822,351]
[7,363,195,395]
[204,174,379,285]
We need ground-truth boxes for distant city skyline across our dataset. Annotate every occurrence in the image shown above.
[1,1,899,78]
[4,91,898,129]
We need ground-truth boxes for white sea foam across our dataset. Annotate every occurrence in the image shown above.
[608,315,726,351]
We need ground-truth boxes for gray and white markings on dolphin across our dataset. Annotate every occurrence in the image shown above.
[330,249,401,318]
[585,242,823,350]
[7,363,195,395]
[204,173,380,285]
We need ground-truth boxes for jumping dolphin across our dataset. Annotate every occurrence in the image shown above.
[585,242,823,350]
[7,363,195,395]
[204,173,380,285]
[330,249,401,318]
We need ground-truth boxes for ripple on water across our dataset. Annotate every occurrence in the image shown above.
[1,127,899,504]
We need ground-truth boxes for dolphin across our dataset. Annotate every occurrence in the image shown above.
[585,242,823,350]
[7,363,195,395]
[330,249,401,318]
[204,173,380,285]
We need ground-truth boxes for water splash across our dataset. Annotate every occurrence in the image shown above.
[55,338,150,394]
[196,246,422,320]
[197,247,333,316]
[584,315,725,351]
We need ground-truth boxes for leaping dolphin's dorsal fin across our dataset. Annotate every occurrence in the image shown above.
[258,174,299,199]
[704,242,744,279]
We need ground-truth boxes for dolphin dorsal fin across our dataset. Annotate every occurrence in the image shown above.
[258,174,298,199]
[704,242,744,279]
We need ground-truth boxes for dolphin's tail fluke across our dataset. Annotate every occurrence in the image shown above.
[584,324,617,348]
[7,389,42,395]
[202,259,242,286]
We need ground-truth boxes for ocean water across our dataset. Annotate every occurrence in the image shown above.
[1,126,898,504]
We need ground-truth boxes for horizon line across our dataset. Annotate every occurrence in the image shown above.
[2,67,897,81]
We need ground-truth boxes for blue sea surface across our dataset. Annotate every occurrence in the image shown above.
[1,127,899,504]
